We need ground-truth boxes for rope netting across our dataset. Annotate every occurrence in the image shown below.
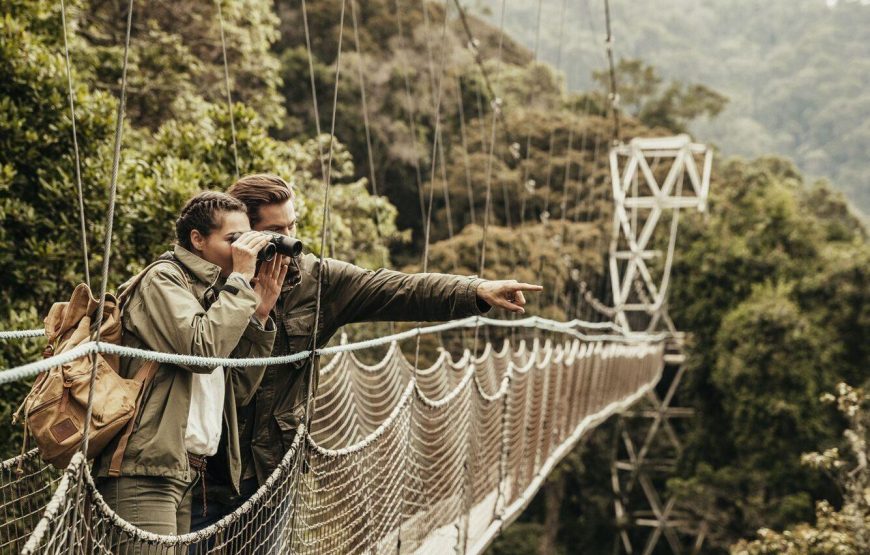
[0,319,663,554]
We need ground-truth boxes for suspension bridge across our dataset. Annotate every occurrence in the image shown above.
[0,0,715,553]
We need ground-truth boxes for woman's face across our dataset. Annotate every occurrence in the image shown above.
[190,210,251,277]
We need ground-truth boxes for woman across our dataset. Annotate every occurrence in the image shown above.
[94,191,288,541]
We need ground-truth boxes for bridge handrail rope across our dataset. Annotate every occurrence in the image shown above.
[0,315,666,386]
[0,315,627,341]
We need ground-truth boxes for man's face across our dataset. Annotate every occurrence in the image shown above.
[253,199,297,237]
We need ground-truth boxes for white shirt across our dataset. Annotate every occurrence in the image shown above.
[183,274,272,456]
[184,366,226,456]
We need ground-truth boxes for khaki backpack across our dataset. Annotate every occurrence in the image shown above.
[14,260,179,470]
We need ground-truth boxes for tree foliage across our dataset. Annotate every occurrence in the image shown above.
[664,157,868,550]
[593,58,727,133]
[479,0,870,214]
[732,383,869,555]
[0,0,403,456]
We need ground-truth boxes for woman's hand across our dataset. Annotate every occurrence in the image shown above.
[231,231,271,282]
[252,255,290,326]
[476,280,543,314]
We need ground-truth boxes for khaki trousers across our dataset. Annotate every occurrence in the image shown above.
[97,475,196,552]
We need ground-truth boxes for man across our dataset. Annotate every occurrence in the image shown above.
[193,173,542,527]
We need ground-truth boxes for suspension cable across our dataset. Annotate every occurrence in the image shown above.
[413,0,452,366]
[478,0,507,280]
[585,0,620,321]
[420,0,452,274]
[534,0,570,314]
[514,0,546,285]
[392,0,430,236]
[455,75,476,227]
[302,0,347,422]
[80,0,135,457]
[603,0,620,144]
[215,0,241,178]
[349,0,389,270]
[59,0,91,288]
[291,0,347,545]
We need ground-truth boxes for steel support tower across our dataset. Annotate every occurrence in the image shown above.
[607,135,712,553]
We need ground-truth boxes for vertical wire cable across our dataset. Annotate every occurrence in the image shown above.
[603,0,621,144]
[477,1,508,280]
[455,75,476,228]
[517,0,545,232]
[302,0,346,431]
[588,0,621,321]
[412,0,452,369]
[393,0,429,231]
[348,0,397,336]
[419,0,452,275]
[349,0,389,270]
[472,0,508,355]
[533,0,570,315]
[59,0,91,288]
[80,0,135,456]
[215,0,241,178]
[291,0,347,548]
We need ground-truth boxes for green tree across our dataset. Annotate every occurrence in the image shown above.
[664,157,868,550]
[593,58,727,133]
[0,0,405,461]
[80,0,286,129]
[732,383,869,555]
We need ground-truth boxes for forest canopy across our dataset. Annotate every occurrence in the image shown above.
[476,0,870,216]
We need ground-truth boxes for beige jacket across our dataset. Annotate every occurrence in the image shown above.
[94,245,275,494]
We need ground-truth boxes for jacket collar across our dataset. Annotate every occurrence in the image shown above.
[173,244,223,287]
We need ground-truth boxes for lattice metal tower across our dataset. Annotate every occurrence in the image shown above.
[607,135,712,554]
[608,135,712,334]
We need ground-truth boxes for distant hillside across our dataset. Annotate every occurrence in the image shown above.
[474,0,870,215]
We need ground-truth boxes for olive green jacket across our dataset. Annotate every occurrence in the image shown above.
[94,245,275,494]
[239,254,488,484]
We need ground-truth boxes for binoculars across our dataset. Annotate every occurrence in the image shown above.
[229,231,303,261]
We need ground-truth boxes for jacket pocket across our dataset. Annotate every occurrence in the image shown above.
[281,308,317,347]
[273,404,304,455]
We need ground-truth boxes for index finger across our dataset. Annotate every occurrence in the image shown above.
[508,282,543,292]
[235,230,261,246]
[248,235,272,251]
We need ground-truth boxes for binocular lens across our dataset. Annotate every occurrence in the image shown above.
[228,231,302,261]
[258,243,277,262]
[274,235,303,257]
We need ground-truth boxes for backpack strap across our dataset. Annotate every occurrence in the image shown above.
[116,256,187,311]
[108,255,188,477]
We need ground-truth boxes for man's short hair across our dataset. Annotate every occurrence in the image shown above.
[175,191,247,250]
[227,174,295,227]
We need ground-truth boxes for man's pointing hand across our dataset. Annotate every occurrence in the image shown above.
[476,280,544,314]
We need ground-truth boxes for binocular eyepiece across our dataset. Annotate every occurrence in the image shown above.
[228,231,303,262]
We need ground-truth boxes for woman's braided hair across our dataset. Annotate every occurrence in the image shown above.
[175,191,247,250]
